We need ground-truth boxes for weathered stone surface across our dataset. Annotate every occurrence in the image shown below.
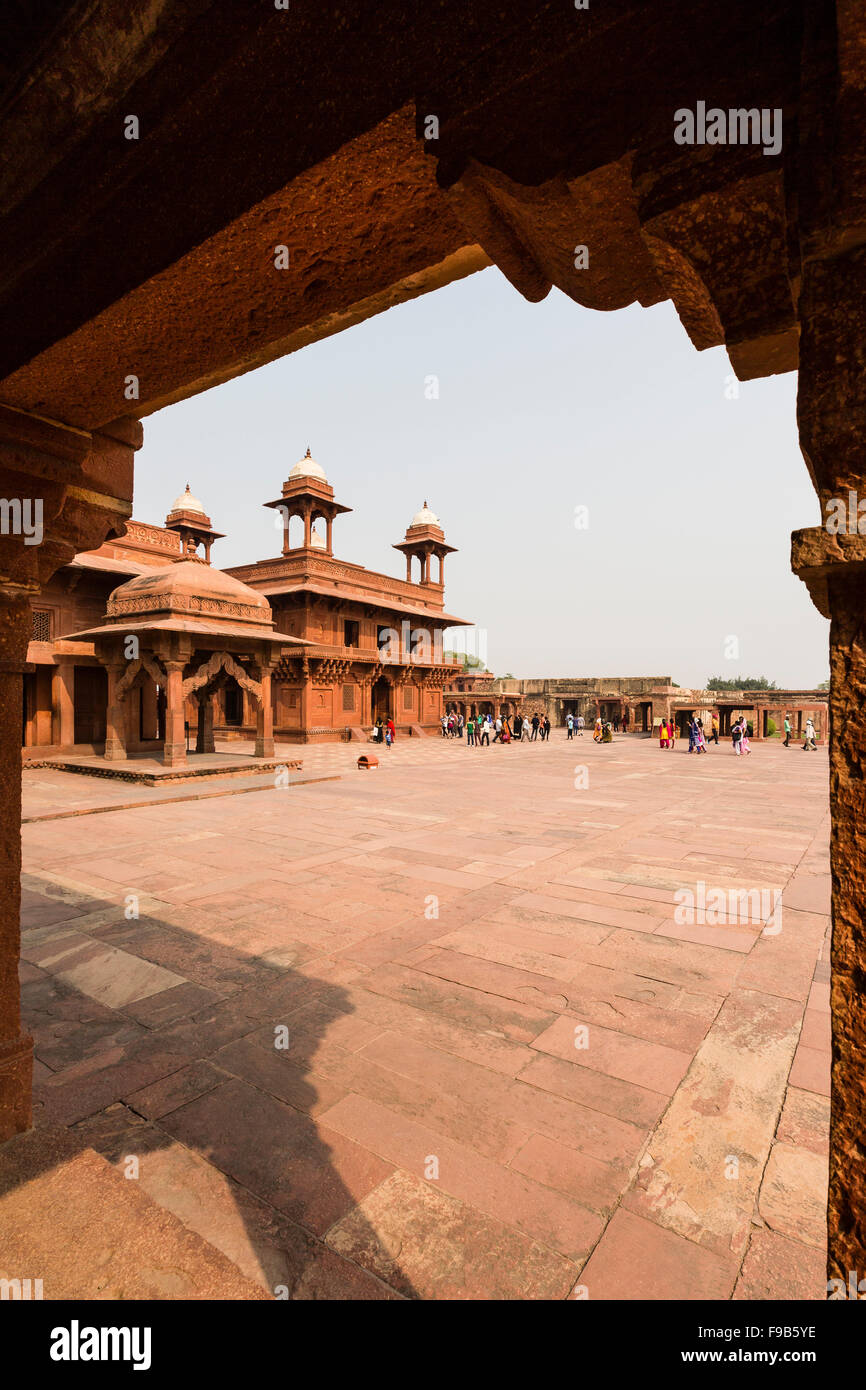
[624,989,805,1259]
[0,1125,267,1299]
[326,1169,576,1300]
[733,1230,827,1301]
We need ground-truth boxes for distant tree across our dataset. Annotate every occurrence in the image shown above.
[443,650,488,672]
[706,675,777,691]
[817,679,830,690]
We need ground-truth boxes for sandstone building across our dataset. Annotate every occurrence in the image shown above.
[22,452,466,758]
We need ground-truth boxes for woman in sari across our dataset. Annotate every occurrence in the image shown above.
[659,718,668,750]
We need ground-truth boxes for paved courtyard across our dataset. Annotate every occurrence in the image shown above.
[11,730,831,1299]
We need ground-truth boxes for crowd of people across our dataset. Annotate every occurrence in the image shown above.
[442,710,552,744]
[374,707,821,753]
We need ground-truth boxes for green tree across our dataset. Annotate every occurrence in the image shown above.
[706,675,777,691]
[443,651,488,672]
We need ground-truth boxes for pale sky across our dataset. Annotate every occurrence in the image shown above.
[136,265,829,690]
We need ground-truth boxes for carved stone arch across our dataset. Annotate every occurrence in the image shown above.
[183,650,262,701]
[115,652,166,701]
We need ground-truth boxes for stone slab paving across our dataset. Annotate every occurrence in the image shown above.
[16,731,831,1299]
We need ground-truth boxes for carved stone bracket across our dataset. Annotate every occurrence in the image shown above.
[791,526,866,619]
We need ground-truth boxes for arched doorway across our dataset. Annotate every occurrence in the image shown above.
[372,675,392,722]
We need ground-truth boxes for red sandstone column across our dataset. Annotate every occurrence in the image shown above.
[303,506,312,550]
[255,665,275,758]
[104,661,127,760]
[195,693,215,754]
[163,660,187,766]
[299,657,311,741]
[796,239,866,1283]
[53,658,75,748]
[0,591,33,1140]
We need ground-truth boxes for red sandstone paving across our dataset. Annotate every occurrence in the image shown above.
[733,1229,828,1300]
[579,1208,739,1300]
[16,733,831,1299]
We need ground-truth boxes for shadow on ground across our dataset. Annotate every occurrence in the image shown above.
[10,875,414,1300]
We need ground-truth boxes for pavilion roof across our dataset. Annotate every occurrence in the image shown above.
[61,618,315,646]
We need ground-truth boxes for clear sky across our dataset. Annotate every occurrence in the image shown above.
[137,265,829,690]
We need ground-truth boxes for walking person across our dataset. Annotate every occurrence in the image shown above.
[577,714,585,737]
[709,713,719,745]
[566,713,574,740]
[732,717,743,755]
[479,718,490,747]
[784,714,791,747]
[803,717,817,750]
[622,708,630,734]
[542,715,551,741]
[493,716,503,743]
[531,713,540,741]
[522,715,532,741]
[466,714,475,747]
[741,718,751,755]
[659,717,668,751]
[387,716,396,745]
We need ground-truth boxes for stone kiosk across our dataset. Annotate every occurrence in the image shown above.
[63,560,309,768]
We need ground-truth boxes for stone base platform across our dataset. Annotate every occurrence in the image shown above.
[26,751,303,786]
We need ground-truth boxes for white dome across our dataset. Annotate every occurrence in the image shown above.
[411,501,440,527]
[289,447,327,484]
[169,484,206,516]
[309,526,327,550]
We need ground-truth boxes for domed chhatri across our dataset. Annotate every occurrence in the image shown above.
[265,445,352,556]
[394,498,457,586]
[411,501,441,529]
[106,559,272,629]
[288,447,328,484]
[168,483,207,517]
[164,484,224,564]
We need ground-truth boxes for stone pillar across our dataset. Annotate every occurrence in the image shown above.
[53,658,75,748]
[195,692,215,754]
[299,657,310,742]
[793,234,866,1282]
[0,589,33,1140]
[163,660,187,766]
[303,506,312,549]
[326,516,333,555]
[104,661,127,760]
[255,664,275,758]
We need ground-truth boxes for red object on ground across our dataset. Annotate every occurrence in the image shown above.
[357,754,379,769]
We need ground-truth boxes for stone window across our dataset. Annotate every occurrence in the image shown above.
[32,609,52,642]
[343,619,359,648]
[342,684,356,711]
[403,685,414,710]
